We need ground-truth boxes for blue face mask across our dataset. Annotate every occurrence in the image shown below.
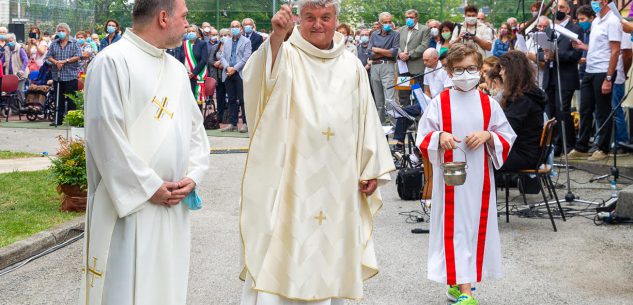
[231,27,241,36]
[360,36,369,44]
[406,18,415,28]
[107,25,116,34]
[244,25,253,34]
[186,32,197,40]
[578,21,591,31]
[87,37,92,43]
[8,41,15,48]
[77,39,85,45]
[591,1,601,14]
[0,35,5,41]
[57,32,67,40]
[383,24,392,32]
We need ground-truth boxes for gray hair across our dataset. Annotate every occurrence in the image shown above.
[405,9,419,18]
[219,28,230,36]
[538,16,551,25]
[56,23,71,34]
[297,0,341,16]
[242,18,255,25]
[0,27,7,34]
[5,33,16,41]
[378,12,393,22]
[132,0,176,24]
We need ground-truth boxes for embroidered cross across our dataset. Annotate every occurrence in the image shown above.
[81,257,103,288]
[322,127,335,141]
[314,211,327,225]
[152,96,174,120]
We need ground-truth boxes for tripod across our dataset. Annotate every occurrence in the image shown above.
[588,84,633,184]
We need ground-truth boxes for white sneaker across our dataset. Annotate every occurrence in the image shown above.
[239,124,248,133]
[220,124,237,132]
[588,150,608,161]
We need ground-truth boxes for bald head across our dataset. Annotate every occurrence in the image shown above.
[423,48,439,68]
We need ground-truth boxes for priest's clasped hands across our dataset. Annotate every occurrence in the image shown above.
[149,178,197,207]
[439,131,494,151]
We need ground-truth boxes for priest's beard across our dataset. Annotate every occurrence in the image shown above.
[166,30,185,49]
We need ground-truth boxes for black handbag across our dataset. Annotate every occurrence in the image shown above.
[396,167,424,200]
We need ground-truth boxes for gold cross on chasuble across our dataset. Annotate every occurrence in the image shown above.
[314,211,327,225]
[81,257,103,288]
[152,96,174,121]
[322,127,335,141]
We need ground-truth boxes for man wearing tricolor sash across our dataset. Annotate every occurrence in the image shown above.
[183,25,208,105]
[415,44,516,305]
[79,0,210,304]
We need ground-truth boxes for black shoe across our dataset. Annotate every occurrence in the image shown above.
[49,123,58,127]
[393,143,404,153]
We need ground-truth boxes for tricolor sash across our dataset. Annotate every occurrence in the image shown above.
[183,40,207,105]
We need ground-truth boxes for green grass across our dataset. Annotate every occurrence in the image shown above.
[0,151,41,160]
[0,170,82,248]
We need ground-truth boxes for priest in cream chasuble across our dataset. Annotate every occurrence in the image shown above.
[79,1,210,303]
[240,3,396,304]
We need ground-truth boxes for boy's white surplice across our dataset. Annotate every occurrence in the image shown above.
[79,29,210,305]
[240,27,395,303]
[416,89,516,285]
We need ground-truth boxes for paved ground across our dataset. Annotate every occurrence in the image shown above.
[0,157,51,173]
[0,127,632,305]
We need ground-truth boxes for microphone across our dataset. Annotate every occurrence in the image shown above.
[388,67,444,89]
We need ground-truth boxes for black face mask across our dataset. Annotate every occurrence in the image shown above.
[28,32,38,39]
[555,11,567,21]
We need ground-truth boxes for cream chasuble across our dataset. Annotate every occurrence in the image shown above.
[240,28,396,303]
[416,90,516,286]
[79,29,210,305]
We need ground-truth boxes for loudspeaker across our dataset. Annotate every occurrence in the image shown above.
[9,23,26,43]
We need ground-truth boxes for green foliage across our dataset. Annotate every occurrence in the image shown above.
[64,110,84,127]
[0,169,81,248]
[49,136,87,190]
[65,90,85,111]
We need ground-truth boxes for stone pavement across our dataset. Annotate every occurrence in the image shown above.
[0,157,52,174]
[0,127,632,305]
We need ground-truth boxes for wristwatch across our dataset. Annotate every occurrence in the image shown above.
[606,75,613,82]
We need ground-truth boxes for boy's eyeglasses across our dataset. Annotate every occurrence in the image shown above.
[452,65,480,75]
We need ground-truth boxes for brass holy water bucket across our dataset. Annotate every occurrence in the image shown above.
[441,147,468,186]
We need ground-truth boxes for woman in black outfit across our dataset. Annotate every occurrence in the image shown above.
[496,51,547,172]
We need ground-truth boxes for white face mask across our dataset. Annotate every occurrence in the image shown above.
[465,16,478,25]
[430,28,439,37]
[451,71,481,92]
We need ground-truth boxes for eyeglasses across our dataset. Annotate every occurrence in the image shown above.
[452,65,480,75]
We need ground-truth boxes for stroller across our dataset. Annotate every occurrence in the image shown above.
[24,64,55,122]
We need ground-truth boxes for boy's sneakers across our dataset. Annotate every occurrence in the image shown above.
[446,285,461,302]
[451,294,479,305]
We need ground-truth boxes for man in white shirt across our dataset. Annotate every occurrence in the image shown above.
[568,0,622,161]
[393,48,451,151]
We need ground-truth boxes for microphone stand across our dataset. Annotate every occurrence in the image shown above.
[588,84,633,183]
[546,0,600,206]
[387,67,443,90]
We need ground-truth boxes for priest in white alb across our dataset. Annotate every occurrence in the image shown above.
[416,44,516,305]
[79,0,209,304]
[239,1,396,304]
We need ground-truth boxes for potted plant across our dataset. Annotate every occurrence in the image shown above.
[65,91,85,140]
[50,136,87,212]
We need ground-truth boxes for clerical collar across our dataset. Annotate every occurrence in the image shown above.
[124,28,164,58]
[289,26,345,60]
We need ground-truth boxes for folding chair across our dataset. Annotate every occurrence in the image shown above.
[500,118,566,232]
